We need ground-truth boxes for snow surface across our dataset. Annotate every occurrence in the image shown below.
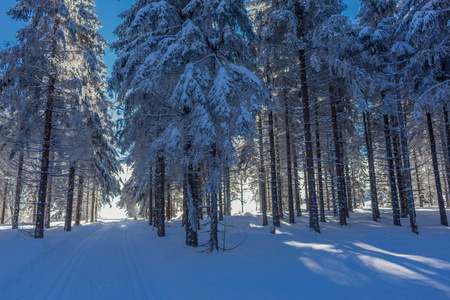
[1,208,450,300]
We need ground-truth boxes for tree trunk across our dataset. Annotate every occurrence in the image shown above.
[1,181,7,224]
[90,180,96,223]
[293,147,302,217]
[75,175,84,226]
[383,115,401,226]
[45,174,52,228]
[391,116,408,218]
[219,184,223,222]
[64,165,76,232]
[225,165,231,216]
[315,107,326,222]
[275,117,283,219]
[12,152,24,229]
[209,145,219,252]
[268,111,280,227]
[258,115,268,226]
[363,112,380,220]
[426,112,448,226]
[396,101,418,233]
[84,179,89,223]
[284,96,295,223]
[330,86,346,226]
[443,106,450,208]
[296,3,319,232]
[413,150,425,208]
[156,155,165,237]
[184,161,198,247]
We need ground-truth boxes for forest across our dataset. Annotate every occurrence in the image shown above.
[0,0,449,256]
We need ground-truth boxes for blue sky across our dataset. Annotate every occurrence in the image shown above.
[0,0,360,75]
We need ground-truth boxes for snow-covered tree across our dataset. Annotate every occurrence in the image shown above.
[111,0,269,250]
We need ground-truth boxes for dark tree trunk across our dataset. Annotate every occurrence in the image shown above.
[391,116,408,218]
[426,112,448,226]
[413,151,425,208]
[303,161,309,212]
[345,160,353,213]
[184,162,198,247]
[209,146,219,252]
[64,165,76,232]
[268,111,280,227]
[90,180,96,223]
[330,165,338,216]
[84,179,89,223]
[1,181,7,224]
[330,86,346,226]
[219,184,223,222]
[296,3,319,232]
[225,165,231,216]
[12,152,24,229]
[45,174,52,228]
[293,148,302,217]
[363,112,380,220]
[284,97,295,223]
[94,196,98,222]
[396,101,418,233]
[275,117,283,219]
[156,155,165,237]
[315,107,326,223]
[258,115,268,226]
[75,175,84,226]
[383,115,401,226]
[444,106,450,208]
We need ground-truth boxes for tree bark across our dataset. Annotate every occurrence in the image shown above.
[315,106,325,222]
[258,115,268,226]
[1,181,7,224]
[296,3,319,232]
[268,111,280,227]
[284,97,295,223]
[396,101,418,233]
[391,116,408,218]
[12,152,24,229]
[426,112,448,226]
[75,175,84,226]
[330,86,346,226]
[84,179,89,223]
[363,112,380,220]
[45,174,52,228]
[90,180,96,223]
[64,165,76,232]
[383,115,401,226]
[443,106,450,208]
[156,155,165,237]
[275,117,283,219]
[293,147,302,217]
[413,150,425,208]
[209,145,219,252]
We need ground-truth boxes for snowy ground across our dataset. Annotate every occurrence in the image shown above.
[1,208,449,300]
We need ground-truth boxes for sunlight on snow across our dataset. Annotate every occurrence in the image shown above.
[357,255,450,293]
[100,197,127,219]
[353,242,450,270]
[284,241,344,254]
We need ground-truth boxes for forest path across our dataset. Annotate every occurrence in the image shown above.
[0,219,167,300]
[1,210,450,300]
